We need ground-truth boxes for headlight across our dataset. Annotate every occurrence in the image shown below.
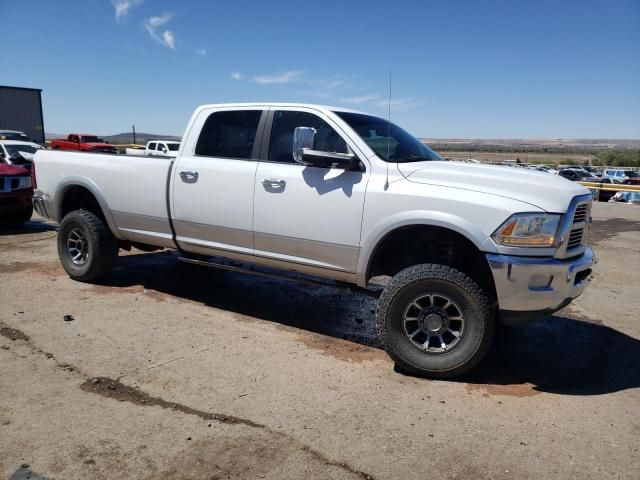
[492,213,561,247]
[17,176,32,189]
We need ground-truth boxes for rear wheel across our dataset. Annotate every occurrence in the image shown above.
[376,264,494,378]
[57,210,118,282]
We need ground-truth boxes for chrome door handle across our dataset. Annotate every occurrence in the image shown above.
[180,170,199,183]
[262,179,286,188]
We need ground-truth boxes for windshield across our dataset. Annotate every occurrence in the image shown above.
[81,136,105,143]
[5,145,40,156]
[167,143,180,151]
[334,111,443,162]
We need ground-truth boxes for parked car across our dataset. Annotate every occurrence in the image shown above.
[0,140,44,171]
[582,166,601,177]
[0,163,33,226]
[623,178,640,186]
[528,165,558,174]
[609,191,640,204]
[33,102,594,378]
[0,129,33,142]
[51,134,117,154]
[591,177,623,202]
[558,169,599,182]
[125,140,180,158]
[603,168,639,180]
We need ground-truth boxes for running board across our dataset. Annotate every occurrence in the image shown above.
[177,256,359,291]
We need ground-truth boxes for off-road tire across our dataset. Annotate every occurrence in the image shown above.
[376,264,494,378]
[57,210,118,282]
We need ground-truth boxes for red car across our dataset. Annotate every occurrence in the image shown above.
[51,133,117,154]
[623,178,640,186]
[0,163,33,226]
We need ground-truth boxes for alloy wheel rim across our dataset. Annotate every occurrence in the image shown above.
[402,293,465,354]
[66,228,89,265]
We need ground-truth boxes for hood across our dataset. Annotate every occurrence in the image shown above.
[397,161,591,212]
[0,163,28,175]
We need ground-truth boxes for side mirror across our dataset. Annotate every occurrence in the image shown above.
[292,126,357,169]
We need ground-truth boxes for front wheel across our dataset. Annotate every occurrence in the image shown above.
[57,210,118,282]
[376,264,494,379]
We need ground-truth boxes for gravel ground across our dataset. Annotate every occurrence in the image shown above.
[1,203,639,479]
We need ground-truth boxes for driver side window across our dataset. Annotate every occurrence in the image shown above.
[268,111,348,164]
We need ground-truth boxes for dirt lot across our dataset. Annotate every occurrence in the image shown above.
[1,204,639,479]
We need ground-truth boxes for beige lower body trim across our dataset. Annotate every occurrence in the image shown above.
[175,222,359,283]
[253,231,359,272]
[113,211,174,248]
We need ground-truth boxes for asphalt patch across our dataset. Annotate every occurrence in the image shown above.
[590,218,640,245]
[81,377,264,428]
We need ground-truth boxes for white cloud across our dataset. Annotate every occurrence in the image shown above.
[230,72,244,80]
[144,13,176,50]
[111,0,142,22]
[322,79,345,89]
[196,48,207,56]
[253,70,304,85]
[162,30,176,50]
[147,12,173,27]
[340,94,381,104]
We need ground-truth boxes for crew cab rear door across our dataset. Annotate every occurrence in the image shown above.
[252,107,368,274]
[171,107,267,255]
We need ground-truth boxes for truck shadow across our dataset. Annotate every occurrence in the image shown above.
[462,316,640,396]
[106,251,640,396]
[0,218,57,236]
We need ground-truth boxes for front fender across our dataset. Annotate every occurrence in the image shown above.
[54,176,124,240]
[355,210,496,287]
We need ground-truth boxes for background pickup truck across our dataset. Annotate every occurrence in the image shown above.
[51,134,117,154]
[32,103,595,378]
[125,140,180,158]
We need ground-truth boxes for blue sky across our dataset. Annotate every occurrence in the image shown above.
[1,0,639,138]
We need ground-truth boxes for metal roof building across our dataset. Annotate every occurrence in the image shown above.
[0,86,45,144]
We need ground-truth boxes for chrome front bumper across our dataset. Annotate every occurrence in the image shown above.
[487,247,595,324]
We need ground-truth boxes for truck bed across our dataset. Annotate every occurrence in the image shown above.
[34,149,175,247]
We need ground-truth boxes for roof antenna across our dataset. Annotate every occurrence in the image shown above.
[384,70,392,191]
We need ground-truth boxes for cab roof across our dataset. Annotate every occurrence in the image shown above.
[194,102,368,115]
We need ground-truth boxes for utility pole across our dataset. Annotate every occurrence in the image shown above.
[132,125,136,145]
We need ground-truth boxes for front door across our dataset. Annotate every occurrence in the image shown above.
[252,108,368,274]
[172,107,266,255]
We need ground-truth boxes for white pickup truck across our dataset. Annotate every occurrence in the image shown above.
[125,140,180,158]
[32,103,594,378]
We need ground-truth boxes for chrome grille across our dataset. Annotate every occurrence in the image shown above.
[567,229,584,250]
[573,203,588,224]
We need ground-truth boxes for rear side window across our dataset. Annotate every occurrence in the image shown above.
[196,110,262,159]
[268,111,348,163]
[148,142,157,150]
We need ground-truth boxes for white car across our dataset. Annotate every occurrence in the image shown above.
[32,103,594,378]
[527,165,558,174]
[125,140,180,158]
[0,140,43,166]
[0,129,32,142]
